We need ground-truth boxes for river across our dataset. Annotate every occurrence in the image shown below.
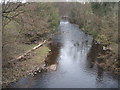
[7,20,118,88]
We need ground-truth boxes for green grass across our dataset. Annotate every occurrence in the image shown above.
[19,44,37,52]
[31,45,49,64]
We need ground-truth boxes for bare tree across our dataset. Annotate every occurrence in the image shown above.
[2,0,26,27]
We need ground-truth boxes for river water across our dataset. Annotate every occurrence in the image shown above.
[8,20,118,88]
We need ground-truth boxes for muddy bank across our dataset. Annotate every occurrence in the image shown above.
[87,40,119,75]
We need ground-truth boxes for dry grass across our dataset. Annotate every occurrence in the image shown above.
[2,45,49,86]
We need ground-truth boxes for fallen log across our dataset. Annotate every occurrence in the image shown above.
[9,40,47,63]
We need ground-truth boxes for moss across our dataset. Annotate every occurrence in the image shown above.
[87,30,98,38]
[96,34,109,44]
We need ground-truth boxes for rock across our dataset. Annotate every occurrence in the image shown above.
[34,72,37,75]
[41,67,47,72]
[43,64,46,67]
[48,49,51,52]
[103,46,106,50]
[36,67,40,71]
[48,64,57,71]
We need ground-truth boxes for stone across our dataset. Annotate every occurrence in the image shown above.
[34,72,37,75]
[48,64,57,71]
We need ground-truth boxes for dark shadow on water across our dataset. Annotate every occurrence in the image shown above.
[87,40,105,82]
[96,65,104,82]
[45,42,61,66]
[87,40,103,68]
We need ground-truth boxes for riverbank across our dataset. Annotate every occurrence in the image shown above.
[68,19,119,75]
[83,22,119,75]
[81,27,119,75]
[2,41,50,88]
[69,19,119,75]
[87,40,119,75]
[2,2,60,87]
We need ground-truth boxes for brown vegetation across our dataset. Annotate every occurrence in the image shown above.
[68,2,118,74]
[2,2,60,85]
[2,2,60,66]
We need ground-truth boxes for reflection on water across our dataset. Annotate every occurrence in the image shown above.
[45,42,61,66]
[97,65,104,82]
[7,20,118,88]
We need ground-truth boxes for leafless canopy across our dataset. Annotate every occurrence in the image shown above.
[2,0,26,26]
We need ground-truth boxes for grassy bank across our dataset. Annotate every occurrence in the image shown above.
[2,44,50,87]
[3,2,60,66]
